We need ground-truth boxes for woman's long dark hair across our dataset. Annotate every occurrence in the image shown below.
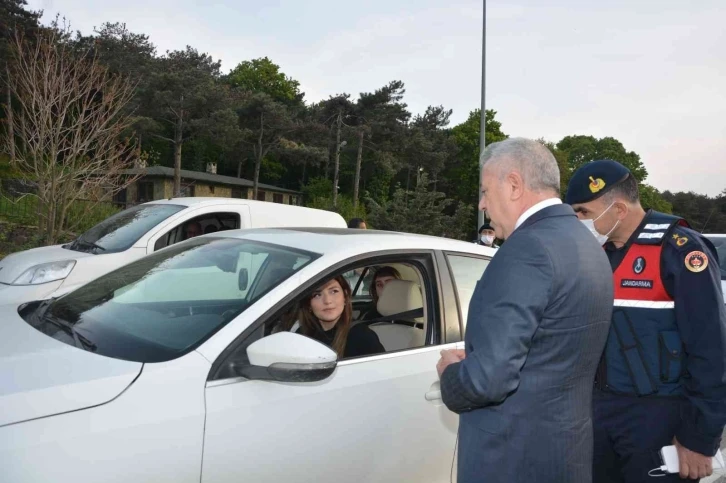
[295,275,353,357]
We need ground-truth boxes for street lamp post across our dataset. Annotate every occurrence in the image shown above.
[478,0,487,230]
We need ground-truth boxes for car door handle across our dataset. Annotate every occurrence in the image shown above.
[425,389,442,401]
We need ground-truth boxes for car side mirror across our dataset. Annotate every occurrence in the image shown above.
[234,332,337,383]
[238,268,249,291]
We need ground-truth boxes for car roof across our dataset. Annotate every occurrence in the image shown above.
[205,227,497,258]
[144,198,345,219]
[144,197,267,208]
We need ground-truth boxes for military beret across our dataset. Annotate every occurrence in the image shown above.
[565,159,632,205]
[479,222,493,232]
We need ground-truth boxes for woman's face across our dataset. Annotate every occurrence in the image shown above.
[375,276,396,296]
[310,279,346,324]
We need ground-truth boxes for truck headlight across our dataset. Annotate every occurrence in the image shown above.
[12,260,76,285]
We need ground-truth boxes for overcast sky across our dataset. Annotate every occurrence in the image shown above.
[27,0,726,196]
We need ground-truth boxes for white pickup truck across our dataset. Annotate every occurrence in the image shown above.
[0,197,346,305]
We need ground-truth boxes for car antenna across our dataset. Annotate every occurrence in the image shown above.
[701,206,717,234]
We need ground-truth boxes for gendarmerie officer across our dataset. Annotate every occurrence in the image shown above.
[566,159,726,482]
[473,222,499,248]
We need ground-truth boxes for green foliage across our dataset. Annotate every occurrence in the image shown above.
[443,109,508,205]
[227,57,302,104]
[663,190,726,233]
[538,139,571,196]
[137,46,227,145]
[0,192,121,237]
[301,176,333,200]
[556,135,648,183]
[0,155,24,178]
[639,184,672,213]
[303,179,367,224]
[367,173,474,240]
[553,135,671,211]
[1,0,719,245]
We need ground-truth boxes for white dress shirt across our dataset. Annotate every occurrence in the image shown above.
[514,198,562,230]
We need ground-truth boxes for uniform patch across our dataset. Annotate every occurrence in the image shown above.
[645,223,671,230]
[621,279,654,289]
[671,233,689,246]
[638,232,665,239]
[588,176,606,193]
[685,251,708,273]
[633,257,646,274]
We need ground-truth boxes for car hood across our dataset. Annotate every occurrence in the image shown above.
[0,244,91,284]
[0,305,142,427]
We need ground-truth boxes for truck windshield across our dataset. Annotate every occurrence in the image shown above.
[67,204,185,254]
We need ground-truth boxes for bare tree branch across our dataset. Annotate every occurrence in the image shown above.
[2,30,140,243]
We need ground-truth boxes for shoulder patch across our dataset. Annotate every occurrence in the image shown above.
[671,232,689,247]
[685,251,709,273]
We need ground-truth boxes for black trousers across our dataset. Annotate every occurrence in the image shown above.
[593,389,700,483]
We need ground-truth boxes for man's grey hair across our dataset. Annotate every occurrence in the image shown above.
[480,137,560,195]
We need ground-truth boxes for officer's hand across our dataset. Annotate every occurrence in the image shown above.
[673,437,713,479]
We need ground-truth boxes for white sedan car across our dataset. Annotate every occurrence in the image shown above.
[0,228,495,483]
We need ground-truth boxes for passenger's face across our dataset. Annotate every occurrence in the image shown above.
[359,222,367,229]
[185,224,201,238]
[310,280,346,324]
[375,275,396,295]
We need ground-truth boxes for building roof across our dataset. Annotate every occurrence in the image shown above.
[123,166,301,195]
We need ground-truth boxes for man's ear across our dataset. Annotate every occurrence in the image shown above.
[614,200,629,220]
[507,171,524,201]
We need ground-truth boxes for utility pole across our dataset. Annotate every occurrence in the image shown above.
[478,0,487,230]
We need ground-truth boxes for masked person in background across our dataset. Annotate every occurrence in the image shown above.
[473,222,498,248]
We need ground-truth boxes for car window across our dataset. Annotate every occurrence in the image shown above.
[26,238,319,363]
[705,236,726,280]
[154,212,241,251]
[68,203,185,254]
[446,254,490,326]
[342,268,373,298]
[211,257,438,380]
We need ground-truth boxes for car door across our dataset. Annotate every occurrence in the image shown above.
[201,251,462,483]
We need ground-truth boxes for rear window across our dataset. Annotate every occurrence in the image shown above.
[67,204,185,254]
[26,237,318,362]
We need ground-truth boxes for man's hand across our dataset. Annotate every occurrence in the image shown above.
[673,437,713,479]
[436,349,466,378]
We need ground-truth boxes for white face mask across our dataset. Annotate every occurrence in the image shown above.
[580,202,620,245]
[481,235,495,245]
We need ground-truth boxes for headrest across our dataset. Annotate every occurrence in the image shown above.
[377,279,423,320]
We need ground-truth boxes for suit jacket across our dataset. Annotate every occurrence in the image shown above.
[441,204,613,483]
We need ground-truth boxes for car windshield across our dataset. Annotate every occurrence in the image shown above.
[67,204,185,254]
[706,236,726,280]
[25,237,319,362]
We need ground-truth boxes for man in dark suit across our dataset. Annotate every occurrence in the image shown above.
[437,137,614,483]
